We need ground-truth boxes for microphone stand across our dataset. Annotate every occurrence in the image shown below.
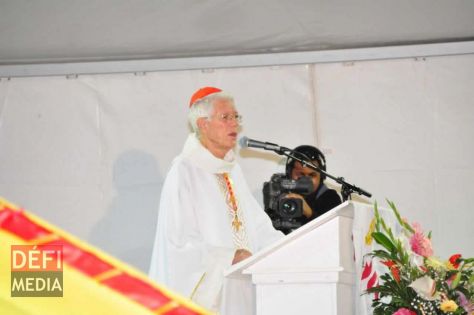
[273,147,372,202]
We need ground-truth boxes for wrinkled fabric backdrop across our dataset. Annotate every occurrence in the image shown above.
[0,54,473,272]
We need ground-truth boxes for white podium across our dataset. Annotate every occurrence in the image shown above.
[224,201,375,315]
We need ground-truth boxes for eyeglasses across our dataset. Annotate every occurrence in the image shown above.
[212,113,243,123]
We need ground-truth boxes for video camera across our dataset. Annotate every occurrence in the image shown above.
[263,173,313,233]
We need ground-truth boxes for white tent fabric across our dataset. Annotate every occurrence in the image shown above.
[1,0,474,65]
[0,54,473,273]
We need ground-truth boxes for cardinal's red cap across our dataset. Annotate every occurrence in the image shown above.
[189,86,222,107]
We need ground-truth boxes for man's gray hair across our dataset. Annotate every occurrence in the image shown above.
[188,92,234,134]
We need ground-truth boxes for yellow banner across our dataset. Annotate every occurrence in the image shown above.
[0,197,211,315]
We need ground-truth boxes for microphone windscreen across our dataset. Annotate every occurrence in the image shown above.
[239,136,249,148]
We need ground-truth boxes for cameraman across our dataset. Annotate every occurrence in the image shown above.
[285,145,342,224]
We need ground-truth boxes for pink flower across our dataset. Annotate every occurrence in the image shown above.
[457,291,474,314]
[409,223,433,257]
[393,308,417,315]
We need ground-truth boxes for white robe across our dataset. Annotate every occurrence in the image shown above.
[149,133,283,312]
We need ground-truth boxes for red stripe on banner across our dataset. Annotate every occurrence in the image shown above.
[102,273,171,310]
[0,207,51,240]
[43,238,114,277]
[165,306,203,315]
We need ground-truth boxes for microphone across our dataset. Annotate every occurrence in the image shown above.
[239,136,289,153]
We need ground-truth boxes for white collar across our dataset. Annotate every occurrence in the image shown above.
[181,133,236,174]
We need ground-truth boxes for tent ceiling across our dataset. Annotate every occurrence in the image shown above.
[1,0,474,65]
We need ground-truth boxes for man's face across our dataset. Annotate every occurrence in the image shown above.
[290,161,321,193]
[198,98,240,156]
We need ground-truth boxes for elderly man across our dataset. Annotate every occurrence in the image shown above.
[149,87,283,312]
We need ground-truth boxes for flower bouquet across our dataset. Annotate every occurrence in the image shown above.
[365,200,474,315]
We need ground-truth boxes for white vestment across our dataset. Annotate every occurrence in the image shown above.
[149,133,283,313]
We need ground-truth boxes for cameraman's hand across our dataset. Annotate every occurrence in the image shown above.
[285,193,313,219]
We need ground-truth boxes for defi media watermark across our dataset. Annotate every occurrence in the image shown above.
[11,245,63,297]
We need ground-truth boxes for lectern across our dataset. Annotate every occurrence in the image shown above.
[223,201,380,315]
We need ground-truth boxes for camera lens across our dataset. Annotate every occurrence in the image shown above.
[277,197,303,219]
[281,199,298,215]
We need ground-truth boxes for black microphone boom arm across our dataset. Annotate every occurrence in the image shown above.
[241,136,372,201]
[280,150,372,201]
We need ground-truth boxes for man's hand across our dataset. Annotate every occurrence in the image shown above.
[232,249,252,265]
[285,193,313,218]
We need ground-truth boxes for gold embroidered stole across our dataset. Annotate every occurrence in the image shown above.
[216,173,250,250]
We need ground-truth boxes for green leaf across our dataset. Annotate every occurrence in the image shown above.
[462,258,474,264]
[395,239,409,264]
[450,271,461,289]
[380,219,388,233]
[386,198,415,233]
[469,273,474,285]
[370,249,396,261]
[372,231,397,253]
[374,201,381,232]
